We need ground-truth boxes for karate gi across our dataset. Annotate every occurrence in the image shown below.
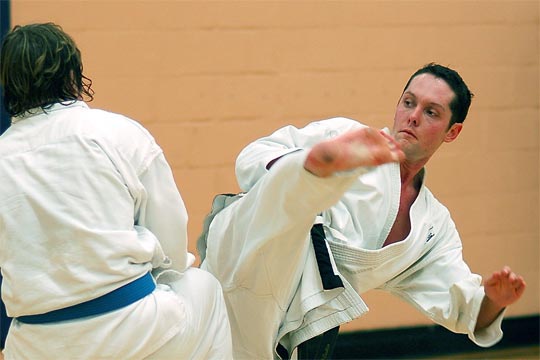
[0,102,231,359]
[202,117,504,359]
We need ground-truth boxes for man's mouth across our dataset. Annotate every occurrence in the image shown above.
[399,129,417,139]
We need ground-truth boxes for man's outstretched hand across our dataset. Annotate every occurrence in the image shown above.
[484,266,526,308]
[476,266,526,330]
[304,127,405,177]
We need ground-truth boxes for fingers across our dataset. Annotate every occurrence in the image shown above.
[379,130,399,147]
[488,266,511,280]
[379,130,405,162]
[484,266,526,307]
[485,266,526,291]
[356,127,404,164]
[515,277,527,297]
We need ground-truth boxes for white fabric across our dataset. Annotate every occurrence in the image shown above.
[0,102,232,359]
[203,150,368,359]
[146,268,233,360]
[203,117,504,359]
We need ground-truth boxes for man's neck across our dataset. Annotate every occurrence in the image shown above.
[399,160,426,190]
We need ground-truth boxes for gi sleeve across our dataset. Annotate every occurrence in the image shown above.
[235,117,365,192]
[93,114,192,273]
[137,152,191,273]
[385,213,504,347]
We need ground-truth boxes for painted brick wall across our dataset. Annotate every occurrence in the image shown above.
[11,0,538,331]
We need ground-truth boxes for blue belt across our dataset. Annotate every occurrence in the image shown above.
[17,272,155,324]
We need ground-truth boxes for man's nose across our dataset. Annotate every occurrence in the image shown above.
[408,107,421,126]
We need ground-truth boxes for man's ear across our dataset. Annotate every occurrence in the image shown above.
[444,123,463,143]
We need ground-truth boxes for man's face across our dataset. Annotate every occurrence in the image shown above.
[391,73,462,163]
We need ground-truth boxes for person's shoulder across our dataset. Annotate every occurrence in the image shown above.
[422,185,453,219]
[87,107,136,125]
[316,116,366,127]
[87,108,154,139]
[306,116,368,133]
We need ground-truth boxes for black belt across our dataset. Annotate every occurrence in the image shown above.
[311,223,343,290]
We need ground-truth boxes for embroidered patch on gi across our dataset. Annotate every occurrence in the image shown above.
[426,225,435,243]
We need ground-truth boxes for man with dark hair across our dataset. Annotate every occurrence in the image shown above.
[0,23,232,359]
[200,63,526,359]
[400,62,472,127]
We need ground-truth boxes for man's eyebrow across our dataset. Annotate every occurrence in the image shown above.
[402,90,415,97]
[427,101,446,112]
[403,90,446,111]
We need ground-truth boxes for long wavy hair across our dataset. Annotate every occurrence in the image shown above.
[0,22,94,117]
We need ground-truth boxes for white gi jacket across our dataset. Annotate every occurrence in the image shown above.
[202,117,504,359]
[0,102,193,359]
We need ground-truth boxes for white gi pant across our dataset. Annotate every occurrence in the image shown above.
[147,268,233,360]
[3,268,232,360]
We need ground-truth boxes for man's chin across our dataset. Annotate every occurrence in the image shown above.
[399,142,417,158]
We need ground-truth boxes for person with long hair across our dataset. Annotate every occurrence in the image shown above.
[0,23,231,359]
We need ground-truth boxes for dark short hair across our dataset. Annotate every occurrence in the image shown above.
[0,22,94,117]
[402,63,474,126]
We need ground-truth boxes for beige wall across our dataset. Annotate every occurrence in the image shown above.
[11,0,539,332]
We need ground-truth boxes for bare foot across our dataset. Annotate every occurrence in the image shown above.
[304,127,404,177]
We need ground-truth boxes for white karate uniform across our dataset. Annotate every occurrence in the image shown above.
[0,102,232,359]
[202,117,504,359]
